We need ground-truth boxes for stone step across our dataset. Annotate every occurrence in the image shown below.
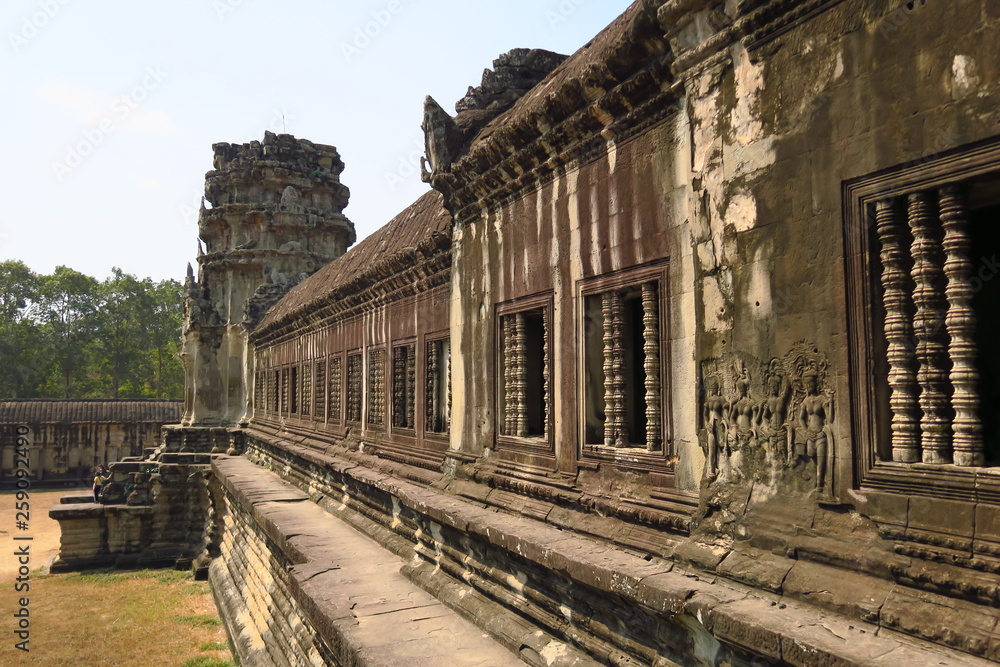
[213,456,531,667]
[157,452,217,465]
[59,493,96,504]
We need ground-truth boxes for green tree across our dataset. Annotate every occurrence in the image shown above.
[92,269,154,398]
[149,278,184,398]
[35,266,100,398]
[0,260,46,397]
[1,263,184,400]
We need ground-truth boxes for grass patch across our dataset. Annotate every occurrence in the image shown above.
[177,614,223,627]
[200,641,229,651]
[65,567,193,585]
[0,567,232,665]
[181,658,236,667]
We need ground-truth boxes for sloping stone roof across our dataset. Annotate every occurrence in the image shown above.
[256,189,451,333]
[254,3,654,335]
[0,400,183,424]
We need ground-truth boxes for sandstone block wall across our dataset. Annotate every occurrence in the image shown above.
[235,431,995,667]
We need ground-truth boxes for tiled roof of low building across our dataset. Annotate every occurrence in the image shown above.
[0,400,183,424]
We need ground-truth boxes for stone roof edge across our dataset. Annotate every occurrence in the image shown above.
[251,226,452,344]
[435,0,849,224]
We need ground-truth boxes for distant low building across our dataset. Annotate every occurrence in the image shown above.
[0,400,182,484]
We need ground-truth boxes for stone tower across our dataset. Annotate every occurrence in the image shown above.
[180,132,355,427]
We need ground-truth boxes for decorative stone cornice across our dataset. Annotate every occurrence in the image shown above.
[430,0,851,225]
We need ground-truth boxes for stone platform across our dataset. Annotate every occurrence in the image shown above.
[220,440,997,667]
[211,456,532,666]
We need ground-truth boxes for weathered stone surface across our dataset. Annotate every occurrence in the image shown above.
[181,132,355,428]
[49,1,1000,664]
[211,456,527,667]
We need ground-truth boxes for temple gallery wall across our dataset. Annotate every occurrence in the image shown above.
[49,1,1000,665]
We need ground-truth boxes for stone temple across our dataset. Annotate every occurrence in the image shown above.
[49,1,1000,665]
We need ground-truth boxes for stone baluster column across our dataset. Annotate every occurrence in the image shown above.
[907,192,952,463]
[542,307,550,441]
[876,199,920,463]
[939,185,983,466]
[392,348,405,427]
[514,313,528,438]
[602,294,617,447]
[603,291,628,447]
[405,345,416,429]
[427,341,438,432]
[502,316,515,436]
[642,283,661,451]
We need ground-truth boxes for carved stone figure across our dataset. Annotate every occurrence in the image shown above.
[703,373,728,480]
[755,359,790,464]
[791,366,835,494]
[727,364,757,452]
[280,185,302,210]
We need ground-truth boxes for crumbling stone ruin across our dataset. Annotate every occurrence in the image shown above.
[52,1,1000,665]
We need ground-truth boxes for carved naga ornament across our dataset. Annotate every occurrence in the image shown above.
[420,95,463,188]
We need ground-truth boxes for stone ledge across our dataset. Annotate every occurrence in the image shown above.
[212,456,537,667]
[240,433,999,666]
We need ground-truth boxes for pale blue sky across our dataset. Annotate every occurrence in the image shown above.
[1,0,632,283]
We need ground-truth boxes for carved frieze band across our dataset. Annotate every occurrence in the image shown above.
[874,187,984,466]
[698,344,835,494]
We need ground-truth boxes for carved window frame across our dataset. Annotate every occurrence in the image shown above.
[290,365,299,415]
[328,353,343,425]
[271,369,279,415]
[253,367,264,415]
[424,332,451,438]
[495,292,554,453]
[345,351,362,424]
[280,367,289,416]
[366,347,387,429]
[845,137,1000,503]
[314,358,326,423]
[576,261,672,471]
[391,340,417,433]
[301,361,312,418]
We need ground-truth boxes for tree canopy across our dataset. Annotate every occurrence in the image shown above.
[0,260,184,399]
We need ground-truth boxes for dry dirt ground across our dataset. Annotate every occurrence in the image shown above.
[0,488,232,666]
